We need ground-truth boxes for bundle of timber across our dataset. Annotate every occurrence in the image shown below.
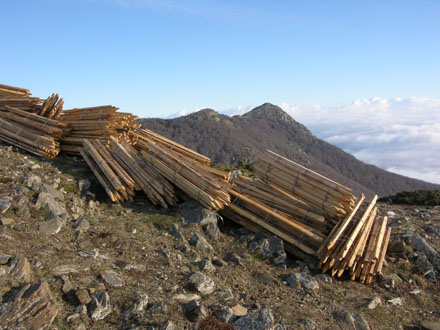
[133,129,230,210]
[0,105,70,158]
[318,195,392,284]
[255,150,355,222]
[0,84,64,119]
[60,106,140,155]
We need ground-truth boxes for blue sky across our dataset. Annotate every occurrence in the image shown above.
[1,0,439,117]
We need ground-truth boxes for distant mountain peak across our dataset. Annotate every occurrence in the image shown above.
[187,108,222,122]
[243,103,294,124]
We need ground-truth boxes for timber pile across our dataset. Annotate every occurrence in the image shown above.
[0,84,64,119]
[0,104,70,158]
[60,106,140,155]
[133,129,230,210]
[222,150,391,282]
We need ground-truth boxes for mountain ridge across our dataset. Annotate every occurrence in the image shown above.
[138,103,440,197]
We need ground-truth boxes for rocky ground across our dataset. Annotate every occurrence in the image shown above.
[0,143,439,330]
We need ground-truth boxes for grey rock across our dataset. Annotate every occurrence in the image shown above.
[101,269,123,287]
[299,319,317,329]
[225,253,242,266]
[88,291,112,321]
[0,281,58,329]
[39,184,64,201]
[39,217,63,236]
[172,293,201,303]
[73,217,90,231]
[233,308,275,330]
[420,319,440,330]
[313,274,333,284]
[75,289,92,305]
[286,272,319,292]
[0,253,11,265]
[124,264,146,272]
[61,276,74,294]
[150,300,167,312]
[388,240,409,254]
[194,258,215,273]
[122,293,148,318]
[365,296,381,310]
[232,304,248,317]
[0,196,12,214]
[174,242,189,253]
[189,271,215,295]
[353,313,370,330]
[69,196,85,218]
[409,232,440,271]
[188,233,213,254]
[203,222,220,241]
[35,192,67,218]
[249,236,287,265]
[214,306,235,323]
[158,320,177,330]
[333,311,356,328]
[169,223,184,240]
[78,179,91,194]
[66,313,80,323]
[183,299,207,322]
[416,254,436,282]
[21,174,41,189]
[213,257,226,267]
[9,256,32,284]
[54,264,82,275]
[216,288,234,301]
[157,248,171,259]
[180,200,218,225]
[387,297,403,306]
[74,304,87,314]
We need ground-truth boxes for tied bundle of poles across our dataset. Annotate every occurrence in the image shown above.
[0,84,64,119]
[60,106,140,155]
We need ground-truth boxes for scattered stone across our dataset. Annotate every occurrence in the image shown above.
[214,306,235,323]
[122,293,148,318]
[39,183,64,200]
[313,274,333,284]
[88,291,112,321]
[150,300,168,313]
[101,269,123,288]
[388,241,409,255]
[124,264,146,272]
[78,248,99,258]
[212,257,226,267]
[174,243,189,253]
[217,288,234,301]
[54,264,82,275]
[365,296,381,310]
[299,319,318,329]
[409,232,440,271]
[194,258,215,273]
[39,217,64,236]
[0,196,12,214]
[21,174,41,189]
[67,313,80,323]
[158,320,177,330]
[188,233,213,254]
[9,256,32,284]
[172,293,201,303]
[353,313,370,330]
[387,297,403,306]
[333,311,356,328]
[183,299,207,322]
[157,248,171,259]
[420,319,440,330]
[249,236,287,265]
[62,275,74,294]
[35,192,67,218]
[74,216,90,231]
[225,253,242,266]
[0,253,11,265]
[0,281,58,329]
[0,217,14,226]
[169,223,184,240]
[202,222,220,241]
[285,272,319,292]
[387,211,396,217]
[180,200,218,225]
[233,308,274,330]
[76,288,92,305]
[78,179,91,194]
[232,304,248,317]
[189,271,215,295]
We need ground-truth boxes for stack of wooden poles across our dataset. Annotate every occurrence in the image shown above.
[60,106,140,154]
[318,195,392,283]
[255,150,355,223]
[0,102,69,158]
[133,129,230,210]
[0,84,64,119]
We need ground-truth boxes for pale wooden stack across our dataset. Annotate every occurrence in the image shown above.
[318,195,392,283]
[0,105,70,158]
[255,150,355,223]
[0,84,64,119]
[133,129,231,210]
[60,106,140,154]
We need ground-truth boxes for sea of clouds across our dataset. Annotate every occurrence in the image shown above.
[166,97,440,184]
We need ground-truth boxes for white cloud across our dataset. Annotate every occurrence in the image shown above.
[280,97,440,184]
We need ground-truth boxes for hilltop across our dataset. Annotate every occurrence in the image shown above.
[138,103,440,198]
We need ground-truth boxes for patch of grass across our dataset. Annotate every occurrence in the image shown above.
[141,214,178,230]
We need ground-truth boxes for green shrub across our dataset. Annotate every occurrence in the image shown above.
[379,190,440,206]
